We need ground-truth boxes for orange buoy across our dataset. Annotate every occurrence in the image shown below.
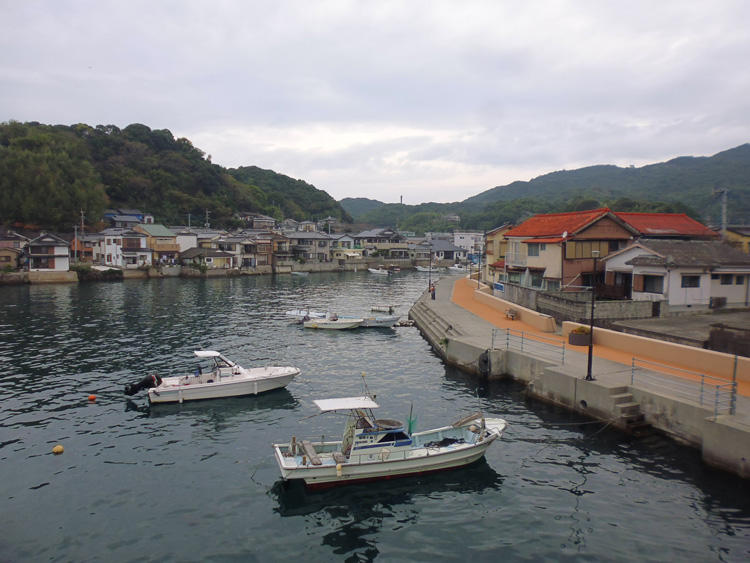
[52,444,64,455]
[88,394,97,402]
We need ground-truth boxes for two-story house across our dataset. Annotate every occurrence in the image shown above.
[483,224,513,286]
[133,224,180,263]
[353,228,409,258]
[27,233,70,271]
[0,230,28,271]
[503,209,638,291]
[287,231,332,262]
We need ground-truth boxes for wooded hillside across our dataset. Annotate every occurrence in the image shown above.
[342,144,750,233]
[0,121,349,230]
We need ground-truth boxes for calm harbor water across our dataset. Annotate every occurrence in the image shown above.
[1,271,749,562]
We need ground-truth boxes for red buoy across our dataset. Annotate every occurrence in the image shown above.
[88,394,97,402]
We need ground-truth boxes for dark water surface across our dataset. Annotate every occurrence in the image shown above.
[1,272,748,562]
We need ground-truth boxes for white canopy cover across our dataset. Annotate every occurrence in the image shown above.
[314,397,380,412]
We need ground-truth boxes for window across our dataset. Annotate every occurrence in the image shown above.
[721,274,733,285]
[527,243,539,257]
[711,274,720,280]
[643,275,664,293]
[737,276,745,285]
[681,275,700,288]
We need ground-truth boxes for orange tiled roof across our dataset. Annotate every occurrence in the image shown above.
[489,259,505,268]
[615,212,718,237]
[504,208,611,238]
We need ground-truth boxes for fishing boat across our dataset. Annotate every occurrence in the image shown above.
[273,395,506,489]
[368,267,390,275]
[303,316,363,330]
[124,351,300,404]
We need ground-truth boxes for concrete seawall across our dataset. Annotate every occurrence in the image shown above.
[409,276,750,478]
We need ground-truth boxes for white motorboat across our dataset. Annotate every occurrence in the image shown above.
[273,395,506,489]
[448,264,467,272]
[415,265,432,272]
[291,271,309,276]
[285,309,327,320]
[124,351,300,404]
[368,267,390,275]
[303,316,363,330]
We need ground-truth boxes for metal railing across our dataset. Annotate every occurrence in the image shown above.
[630,358,737,417]
[491,328,566,364]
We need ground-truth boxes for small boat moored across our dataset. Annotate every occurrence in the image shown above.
[273,394,506,489]
[368,267,390,275]
[124,351,300,404]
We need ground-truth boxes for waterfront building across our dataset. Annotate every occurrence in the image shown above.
[133,224,180,263]
[26,233,70,271]
[603,239,750,311]
[483,224,513,286]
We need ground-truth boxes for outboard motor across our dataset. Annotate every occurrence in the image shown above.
[124,373,162,396]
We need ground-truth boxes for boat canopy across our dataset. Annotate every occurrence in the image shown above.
[314,397,379,412]
[194,350,222,358]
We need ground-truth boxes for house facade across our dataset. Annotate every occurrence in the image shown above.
[27,233,70,271]
[133,224,180,263]
[503,209,637,291]
[603,239,750,311]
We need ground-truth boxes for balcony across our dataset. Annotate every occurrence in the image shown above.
[152,243,180,253]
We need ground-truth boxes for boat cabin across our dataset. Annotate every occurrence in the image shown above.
[314,397,413,457]
[193,350,241,378]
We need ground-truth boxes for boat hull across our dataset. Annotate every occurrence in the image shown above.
[303,319,362,330]
[274,418,506,488]
[148,367,299,404]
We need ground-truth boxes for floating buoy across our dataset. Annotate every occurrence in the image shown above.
[52,444,64,455]
[88,394,97,402]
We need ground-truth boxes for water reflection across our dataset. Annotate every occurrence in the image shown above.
[270,460,503,561]
[133,388,299,418]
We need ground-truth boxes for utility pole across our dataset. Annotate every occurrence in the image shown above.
[187,213,191,230]
[204,209,210,229]
[73,224,78,262]
[80,209,85,238]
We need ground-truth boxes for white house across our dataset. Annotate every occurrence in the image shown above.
[603,239,750,311]
[27,233,70,271]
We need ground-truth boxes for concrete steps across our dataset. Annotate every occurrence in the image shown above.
[611,387,651,437]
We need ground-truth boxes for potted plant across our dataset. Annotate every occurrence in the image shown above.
[568,325,591,346]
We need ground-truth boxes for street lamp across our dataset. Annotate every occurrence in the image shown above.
[585,249,600,381]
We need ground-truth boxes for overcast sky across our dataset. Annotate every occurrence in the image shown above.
[2,1,749,204]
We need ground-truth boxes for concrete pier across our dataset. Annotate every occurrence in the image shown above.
[409,275,750,478]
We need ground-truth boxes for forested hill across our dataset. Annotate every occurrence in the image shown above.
[346,144,750,232]
[228,166,352,223]
[0,121,349,230]
[462,144,750,218]
[339,197,385,219]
